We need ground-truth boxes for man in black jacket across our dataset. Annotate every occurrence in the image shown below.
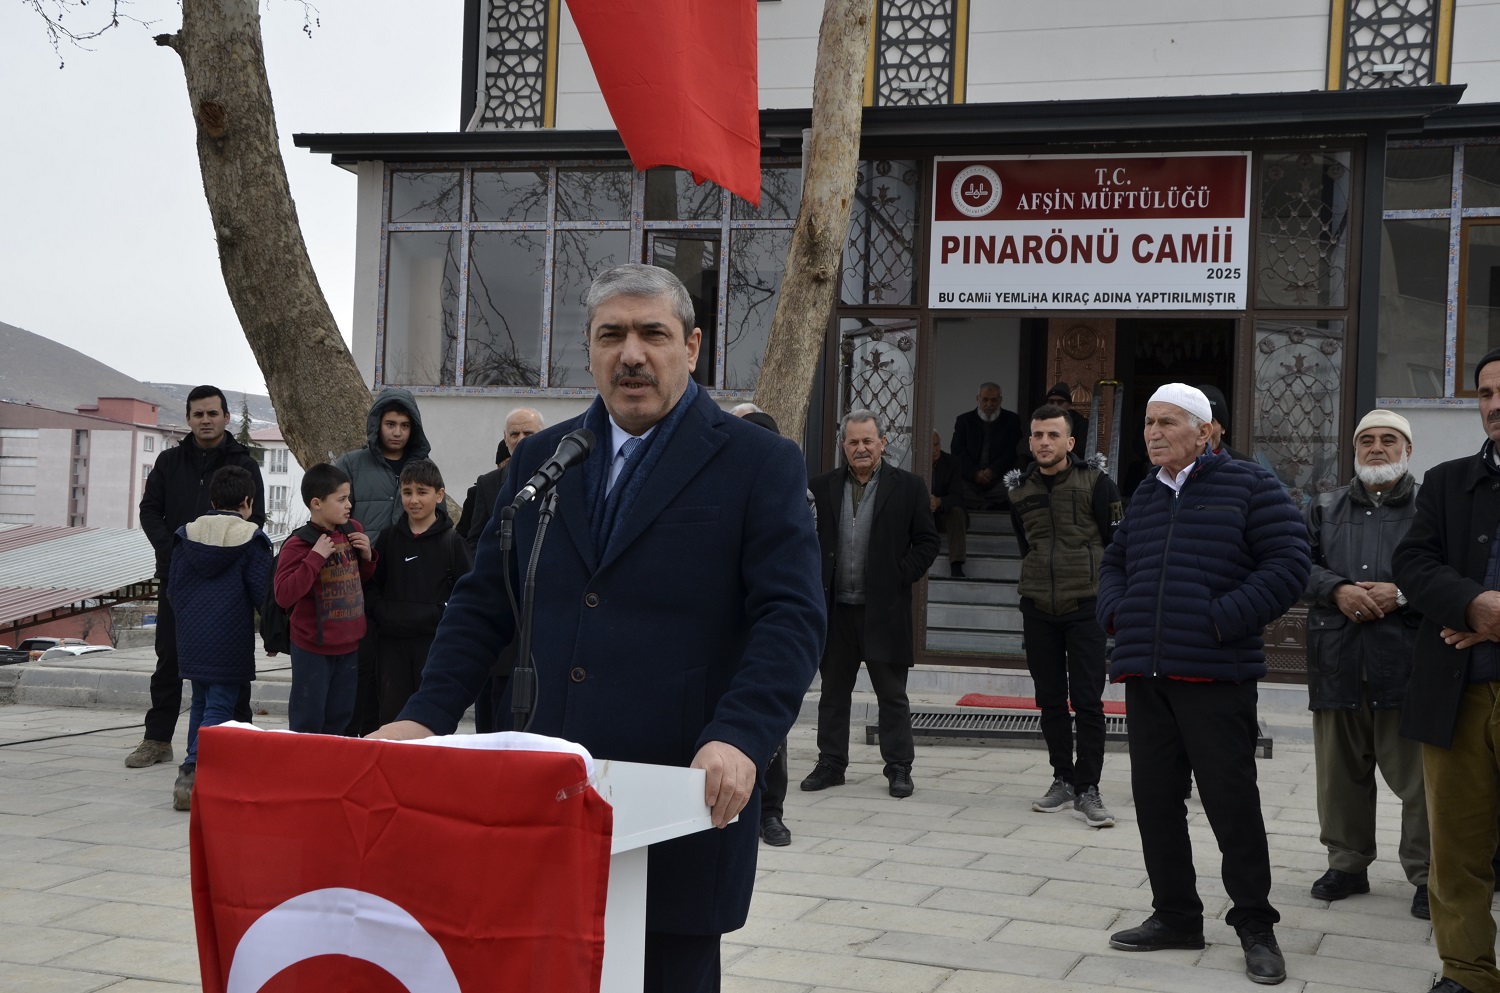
[1394,348,1500,993]
[930,432,968,578]
[1304,410,1428,919]
[128,385,265,769]
[802,410,939,798]
[950,382,1023,509]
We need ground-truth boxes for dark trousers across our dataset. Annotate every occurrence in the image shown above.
[1021,599,1107,790]
[643,930,719,993]
[144,593,250,742]
[377,635,434,726]
[1125,676,1277,933]
[935,506,968,564]
[763,738,788,820]
[289,645,358,735]
[816,603,914,775]
[346,620,381,737]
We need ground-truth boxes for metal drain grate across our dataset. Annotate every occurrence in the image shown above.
[869,710,1273,758]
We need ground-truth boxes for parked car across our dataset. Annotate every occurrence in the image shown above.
[36,644,115,661]
[19,637,93,660]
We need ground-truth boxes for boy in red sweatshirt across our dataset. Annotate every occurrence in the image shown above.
[274,463,378,733]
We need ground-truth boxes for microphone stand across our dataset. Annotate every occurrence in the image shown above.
[510,490,559,732]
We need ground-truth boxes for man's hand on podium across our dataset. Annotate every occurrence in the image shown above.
[366,720,436,741]
[691,740,755,829]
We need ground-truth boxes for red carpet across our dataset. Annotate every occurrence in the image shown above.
[956,693,1127,715]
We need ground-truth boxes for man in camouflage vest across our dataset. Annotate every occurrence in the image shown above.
[1006,403,1123,828]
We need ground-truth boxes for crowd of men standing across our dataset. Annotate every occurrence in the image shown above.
[123,263,1500,993]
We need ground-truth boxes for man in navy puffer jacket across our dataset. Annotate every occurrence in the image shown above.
[1097,383,1310,987]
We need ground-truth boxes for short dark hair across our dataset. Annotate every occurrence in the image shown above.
[400,458,444,490]
[1477,347,1500,388]
[209,465,255,511]
[186,385,229,418]
[1030,404,1072,433]
[301,463,350,507]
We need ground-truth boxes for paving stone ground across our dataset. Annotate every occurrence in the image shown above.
[0,668,1471,992]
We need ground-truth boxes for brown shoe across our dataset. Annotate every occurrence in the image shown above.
[124,739,173,768]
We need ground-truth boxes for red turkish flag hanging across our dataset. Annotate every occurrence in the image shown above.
[564,0,762,206]
[190,726,613,993]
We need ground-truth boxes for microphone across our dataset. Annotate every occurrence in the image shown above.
[510,428,595,509]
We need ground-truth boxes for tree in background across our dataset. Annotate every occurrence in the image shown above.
[235,396,265,464]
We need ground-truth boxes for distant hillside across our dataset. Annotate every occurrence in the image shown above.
[0,320,189,428]
[146,383,278,431]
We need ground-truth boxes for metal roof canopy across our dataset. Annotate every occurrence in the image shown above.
[0,525,158,635]
[295,86,1469,166]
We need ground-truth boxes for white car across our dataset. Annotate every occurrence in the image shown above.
[36,644,115,661]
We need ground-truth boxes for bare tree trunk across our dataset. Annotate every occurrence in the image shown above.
[156,0,370,468]
[753,0,872,443]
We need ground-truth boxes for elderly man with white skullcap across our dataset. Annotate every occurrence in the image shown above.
[1097,383,1311,986]
[1304,410,1429,920]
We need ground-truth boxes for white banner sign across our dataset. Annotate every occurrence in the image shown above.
[929,152,1253,310]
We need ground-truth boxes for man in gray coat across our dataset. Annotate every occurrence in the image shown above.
[1304,410,1429,919]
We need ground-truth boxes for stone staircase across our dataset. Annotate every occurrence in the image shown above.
[925,512,1025,657]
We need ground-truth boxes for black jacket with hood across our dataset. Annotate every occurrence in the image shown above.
[334,387,432,543]
[368,507,473,639]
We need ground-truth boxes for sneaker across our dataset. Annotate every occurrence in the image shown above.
[125,739,173,769]
[1032,778,1075,813]
[172,763,195,812]
[1073,786,1115,828]
[1238,928,1286,985]
[1108,917,1205,951]
[799,761,846,792]
[887,768,914,798]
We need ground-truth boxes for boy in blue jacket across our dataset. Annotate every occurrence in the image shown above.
[165,465,272,811]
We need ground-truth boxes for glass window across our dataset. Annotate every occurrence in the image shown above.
[1377,219,1449,397]
[842,160,920,306]
[1252,319,1345,505]
[1384,147,1453,210]
[1461,221,1500,391]
[550,230,632,388]
[471,170,548,223]
[1255,151,1353,308]
[1463,146,1500,209]
[725,229,792,391]
[555,169,633,222]
[384,232,461,386]
[143,436,154,452]
[644,169,723,221]
[732,166,803,221]
[837,317,919,469]
[466,232,547,387]
[390,171,462,223]
[648,236,721,386]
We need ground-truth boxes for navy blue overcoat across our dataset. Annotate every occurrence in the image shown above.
[403,387,826,936]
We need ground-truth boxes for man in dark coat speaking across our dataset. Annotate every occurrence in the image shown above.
[370,264,825,992]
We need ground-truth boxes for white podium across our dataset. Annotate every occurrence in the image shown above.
[591,760,718,993]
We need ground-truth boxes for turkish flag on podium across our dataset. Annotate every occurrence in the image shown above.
[190,725,613,993]
[564,0,762,206]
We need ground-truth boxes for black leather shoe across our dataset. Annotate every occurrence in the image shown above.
[1238,928,1286,985]
[800,761,845,792]
[1412,883,1430,920]
[1429,978,1475,992]
[759,816,791,847]
[1310,868,1369,901]
[1107,917,1205,951]
[887,768,914,798]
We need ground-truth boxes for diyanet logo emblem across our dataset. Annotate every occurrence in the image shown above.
[951,164,1002,218]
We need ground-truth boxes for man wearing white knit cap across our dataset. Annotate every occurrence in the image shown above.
[1304,409,1429,920]
[1097,383,1310,986]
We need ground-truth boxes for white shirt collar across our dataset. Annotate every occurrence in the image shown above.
[1155,461,1196,493]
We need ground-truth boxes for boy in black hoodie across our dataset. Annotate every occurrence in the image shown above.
[370,459,473,724]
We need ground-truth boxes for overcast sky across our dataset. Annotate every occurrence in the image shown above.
[0,1,464,397]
